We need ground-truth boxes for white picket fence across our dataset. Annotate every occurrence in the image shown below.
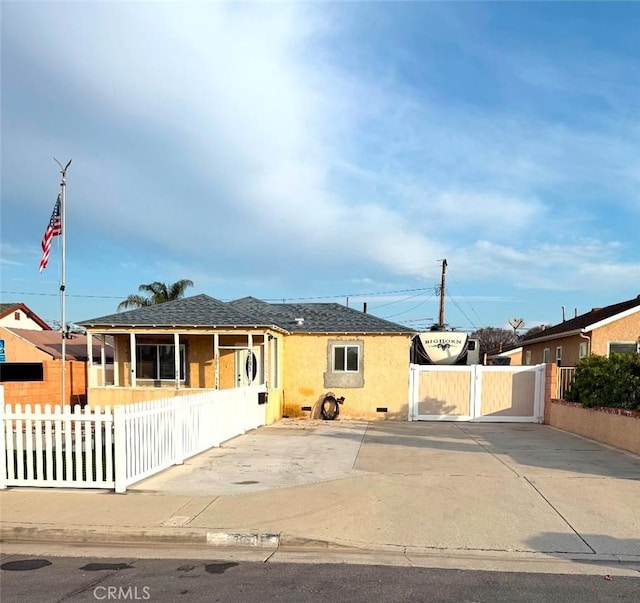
[0,385,267,492]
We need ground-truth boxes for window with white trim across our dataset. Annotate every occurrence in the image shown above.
[578,341,588,360]
[608,342,638,356]
[556,346,562,365]
[525,350,532,365]
[333,344,359,372]
[542,348,550,363]
[136,344,186,380]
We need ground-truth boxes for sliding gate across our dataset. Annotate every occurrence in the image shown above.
[409,364,546,422]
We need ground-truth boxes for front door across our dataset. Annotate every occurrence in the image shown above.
[235,348,262,387]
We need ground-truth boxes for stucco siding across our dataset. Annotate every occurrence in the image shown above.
[549,401,640,456]
[0,327,51,362]
[590,313,640,356]
[524,334,584,367]
[0,309,45,331]
[282,333,412,420]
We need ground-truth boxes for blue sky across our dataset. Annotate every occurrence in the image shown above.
[2,1,639,333]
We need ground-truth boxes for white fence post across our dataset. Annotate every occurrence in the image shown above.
[113,405,127,493]
[0,386,6,490]
[174,399,184,465]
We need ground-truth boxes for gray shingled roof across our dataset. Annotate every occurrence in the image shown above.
[229,298,413,333]
[79,294,414,334]
[78,294,268,328]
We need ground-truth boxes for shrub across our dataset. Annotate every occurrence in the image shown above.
[564,353,640,411]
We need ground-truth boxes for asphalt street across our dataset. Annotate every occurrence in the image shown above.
[2,553,639,603]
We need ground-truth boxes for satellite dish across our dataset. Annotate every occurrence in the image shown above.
[508,318,525,330]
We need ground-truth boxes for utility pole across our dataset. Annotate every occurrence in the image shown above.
[437,258,447,328]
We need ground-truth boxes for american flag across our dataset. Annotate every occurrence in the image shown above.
[39,194,62,272]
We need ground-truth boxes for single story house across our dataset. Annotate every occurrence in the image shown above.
[79,294,415,421]
[485,345,523,366]
[519,294,640,367]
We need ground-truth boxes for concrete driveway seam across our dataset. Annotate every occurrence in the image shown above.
[523,476,597,555]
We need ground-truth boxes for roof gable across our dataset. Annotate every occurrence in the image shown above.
[0,303,51,330]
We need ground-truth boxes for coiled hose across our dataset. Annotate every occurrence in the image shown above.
[321,394,344,420]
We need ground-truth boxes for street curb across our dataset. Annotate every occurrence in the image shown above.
[4,524,640,568]
[1,524,280,549]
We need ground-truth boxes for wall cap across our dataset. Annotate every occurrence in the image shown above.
[551,398,640,419]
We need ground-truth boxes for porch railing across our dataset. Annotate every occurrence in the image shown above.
[556,367,577,399]
[1,385,267,492]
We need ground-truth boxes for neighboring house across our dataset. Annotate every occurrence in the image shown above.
[79,294,415,421]
[0,302,50,331]
[0,324,114,407]
[485,345,523,366]
[519,294,640,367]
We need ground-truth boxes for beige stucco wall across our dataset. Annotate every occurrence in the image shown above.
[0,327,51,362]
[549,401,640,456]
[523,333,585,367]
[282,333,412,420]
[590,312,640,356]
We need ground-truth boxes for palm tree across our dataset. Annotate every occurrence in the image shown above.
[117,280,194,311]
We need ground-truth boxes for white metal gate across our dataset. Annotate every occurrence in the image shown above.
[409,364,546,422]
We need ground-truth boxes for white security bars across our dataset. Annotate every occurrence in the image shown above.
[0,385,267,492]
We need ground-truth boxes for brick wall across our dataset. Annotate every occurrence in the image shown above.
[543,362,557,424]
[3,360,88,408]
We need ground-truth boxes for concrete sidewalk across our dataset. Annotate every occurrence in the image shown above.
[1,420,639,574]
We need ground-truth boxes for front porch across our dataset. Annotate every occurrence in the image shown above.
[84,328,283,421]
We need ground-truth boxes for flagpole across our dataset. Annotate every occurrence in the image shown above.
[54,158,71,406]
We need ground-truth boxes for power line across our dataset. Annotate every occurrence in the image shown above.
[382,294,434,319]
[368,287,437,310]
[446,270,485,326]
[446,293,478,331]
[1,286,435,303]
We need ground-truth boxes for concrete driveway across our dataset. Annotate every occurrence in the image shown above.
[130,419,640,559]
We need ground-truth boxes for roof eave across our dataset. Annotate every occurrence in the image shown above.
[82,323,290,334]
[521,328,584,346]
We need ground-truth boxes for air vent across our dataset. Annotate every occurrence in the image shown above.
[294,317,304,325]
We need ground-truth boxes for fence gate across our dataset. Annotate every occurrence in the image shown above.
[409,364,546,422]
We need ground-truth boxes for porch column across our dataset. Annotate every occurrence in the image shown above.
[213,333,219,390]
[100,336,106,386]
[86,332,93,388]
[174,333,180,389]
[130,333,136,388]
[263,334,269,387]
[113,336,120,386]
